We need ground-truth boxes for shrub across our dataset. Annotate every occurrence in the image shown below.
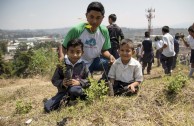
[0,52,15,78]
[167,73,188,94]
[15,100,32,114]
[28,48,58,76]
[13,49,33,77]
[84,78,109,102]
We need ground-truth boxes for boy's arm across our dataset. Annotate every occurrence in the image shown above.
[180,37,190,47]
[51,67,65,89]
[133,64,143,83]
[58,44,65,62]
[101,50,115,64]
[128,81,140,93]
[159,37,167,52]
[79,65,91,88]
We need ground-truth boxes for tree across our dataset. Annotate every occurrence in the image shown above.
[0,40,8,55]
[17,42,28,51]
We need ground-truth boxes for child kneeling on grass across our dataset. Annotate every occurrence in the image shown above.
[108,39,143,96]
[44,39,90,113]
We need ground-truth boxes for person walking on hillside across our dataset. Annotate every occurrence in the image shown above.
[59,2,115,81]
[107,14,124,59]
[159,26,175,75]
[136,43,142,62]
[141,31,154,75]
[172,33,180,70]
[180,26,194,77]
[154,36,163,67]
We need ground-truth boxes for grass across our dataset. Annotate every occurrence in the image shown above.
[0,63,194,126]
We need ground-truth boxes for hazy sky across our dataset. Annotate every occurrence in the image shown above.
[0,0,194,30]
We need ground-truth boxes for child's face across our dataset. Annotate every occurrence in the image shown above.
[67,45,83,64]
[118,44,135,63]
[86,10,104,31]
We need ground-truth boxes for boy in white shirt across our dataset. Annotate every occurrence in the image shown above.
[159,26,175,75]
[154,36,163,67]
[108,39,143,96]
[181,26,194,77]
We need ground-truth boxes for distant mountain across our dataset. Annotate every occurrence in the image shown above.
[0,27,189,40]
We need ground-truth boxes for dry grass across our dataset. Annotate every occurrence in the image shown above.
[0,63,194,126]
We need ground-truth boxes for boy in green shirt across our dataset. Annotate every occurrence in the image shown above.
[59,2,115,80]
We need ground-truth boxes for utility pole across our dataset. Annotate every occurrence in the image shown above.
[146,8,155,34]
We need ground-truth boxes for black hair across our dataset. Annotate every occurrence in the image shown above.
[137,43,141,47]
[86,1,105,16]
[154,36,161,41]
[145,31,150,37]
[67,39,84,51]
[119,39,134,50]
[175,33,180,39]
[188,26,194,33]
[162,26,170,33]
[109,14,117,22]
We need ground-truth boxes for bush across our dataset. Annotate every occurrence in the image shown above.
[13,49,34,77]
[0,61,14,78]
[0,40,8,55]
[0,52,15,78]
[1,45,58,78]
[15,100,32,114]
[28,48,58,76]
[84,78,109,102]
[167,73,188,94]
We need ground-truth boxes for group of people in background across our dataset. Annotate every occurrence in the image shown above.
[138,25,194,77]
[44,1,194,112]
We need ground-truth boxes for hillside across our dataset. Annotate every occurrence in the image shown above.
[0,28,189,41]
[0,63,194,126]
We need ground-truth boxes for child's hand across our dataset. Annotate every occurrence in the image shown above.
[109,55,115,65]
[128,84,136,93]
[69,79,80,86]
[63,78,72,86]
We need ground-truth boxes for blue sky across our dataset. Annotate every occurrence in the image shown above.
[0,0,194,30]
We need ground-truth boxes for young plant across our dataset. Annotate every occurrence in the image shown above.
[167,73,188,94]
[15,100,32,114]
[84,78,108,102]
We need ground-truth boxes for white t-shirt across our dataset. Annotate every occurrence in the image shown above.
[162,33,175,57]
[155,40,163,50]
[79,29,105,64]
[187,35,194,49]
[108,57,143,83]
[63,23,111,67]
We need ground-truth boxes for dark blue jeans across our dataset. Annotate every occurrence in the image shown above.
[160,54,173,74]
[89,56,109,81]
[44,86,84,113]
[172,53,178,69]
